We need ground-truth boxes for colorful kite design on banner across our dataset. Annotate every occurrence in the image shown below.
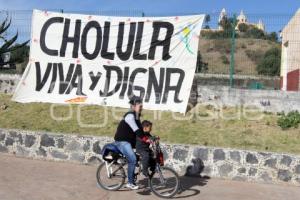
[178,22,202,55]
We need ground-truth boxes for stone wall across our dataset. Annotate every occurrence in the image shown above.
[0,128,300,186]
[196,85,300,113]
[194,74,280,90]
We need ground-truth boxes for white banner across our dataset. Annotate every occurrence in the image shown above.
[12,10,204,113]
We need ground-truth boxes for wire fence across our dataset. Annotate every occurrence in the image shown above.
[0,10,296,90]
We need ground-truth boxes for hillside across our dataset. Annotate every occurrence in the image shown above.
[198,38,281,75]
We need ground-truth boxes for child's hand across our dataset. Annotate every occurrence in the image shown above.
[145,138,152,143]
[150,135,159,144]
[141,136,152,144]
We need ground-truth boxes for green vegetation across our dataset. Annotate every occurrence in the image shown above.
[257,47,281,76]
[265,32,279,42]
[199,38,280,75]
[0,15,29,68]
[202,20,279,43]
[244,26,265,39]
[1,94,300,154]
[203,14,211,30]
[199,12,281,76]
[10,44,29,64]
[10,44,29,73]
[220,55,230,64]
[219,16,236,33]
[195,51,208,73]
[245,49,264,65]
[278,111,300,130]
[238,23,249,32]
[201,30,232,39]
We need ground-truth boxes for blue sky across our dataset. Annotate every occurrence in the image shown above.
[1,0,299,14]
[1,0,300,41]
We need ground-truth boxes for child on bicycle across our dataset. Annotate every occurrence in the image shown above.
[136,120,156,177]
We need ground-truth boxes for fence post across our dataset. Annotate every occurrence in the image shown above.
[230,14,237,88]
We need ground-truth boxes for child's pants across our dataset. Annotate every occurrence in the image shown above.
[138,150,156,175]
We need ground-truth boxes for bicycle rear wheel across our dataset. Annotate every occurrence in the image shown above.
[149,166,180,198]
[96,161,125,191]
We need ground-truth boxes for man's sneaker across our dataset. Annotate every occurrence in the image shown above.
[125,183,139,190]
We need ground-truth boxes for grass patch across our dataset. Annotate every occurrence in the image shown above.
[1,94,300,154]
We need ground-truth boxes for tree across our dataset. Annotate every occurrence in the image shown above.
[203,14,211,30]
[244,26,265,39]
[238,23,249,32]
[266,32,278,42]
[256,47,281,76]
[10,43,29,63]
[0,14,29,68]
[204,14,210,24]
[219,17,236,32]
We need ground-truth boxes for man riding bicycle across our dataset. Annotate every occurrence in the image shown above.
[99,96,180,196]
[114,96,143,190]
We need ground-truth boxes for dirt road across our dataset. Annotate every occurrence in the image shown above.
[0,153,299,200]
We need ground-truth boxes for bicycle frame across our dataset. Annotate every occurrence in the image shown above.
[104,160,127,178]
[104,158,168,186]
[155,164,167,185]
[98,140,180,198]
[103,137,166,184]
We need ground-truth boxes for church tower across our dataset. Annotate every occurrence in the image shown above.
[218,8,227,30]
[237,10,247,23]
[256,19,265,31]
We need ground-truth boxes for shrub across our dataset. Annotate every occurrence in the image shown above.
[238,23,249,32]
[220,55,230,64]
[240,43,247,49]
[277,111,300,130]
[219,17,237,32]
[10,44,29,64]
[244,27,265,39]
[201,30,232,39]
[212,39,232,54]
[245,49,264,64]
[196,51,208,73]
[265,32,279,42]
[256,47,281,76]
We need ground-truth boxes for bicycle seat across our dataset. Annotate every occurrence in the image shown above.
[101,143,123,162]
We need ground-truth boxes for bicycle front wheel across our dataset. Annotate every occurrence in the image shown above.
[149,166,180,198]
[96,162,125,191]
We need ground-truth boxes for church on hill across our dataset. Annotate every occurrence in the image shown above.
[218,8,265,32]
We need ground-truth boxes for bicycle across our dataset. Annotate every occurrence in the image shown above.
[96,137,180,198]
